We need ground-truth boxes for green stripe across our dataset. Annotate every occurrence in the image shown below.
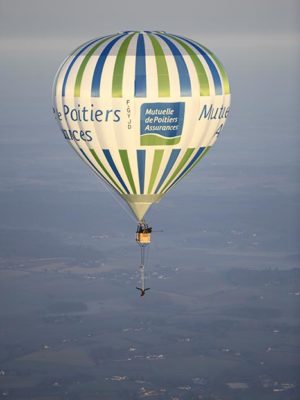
[112,33,135,97]
[148,34,170,97]
[90,149,125,194]
[74,36,114,97]
[147,150,164,194]
[167,35,210,96]
[200,44,230,94]
[164,147,211,194]
[161,148,194,192]
[141,135,181,146]
[119,150,137,194]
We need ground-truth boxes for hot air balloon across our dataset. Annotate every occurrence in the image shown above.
[52,31,231,293]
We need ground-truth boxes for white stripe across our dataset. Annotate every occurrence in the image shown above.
[155,35,181,98]
[99,38,123,98]
[122,33,138,99]
[143,34,158,98]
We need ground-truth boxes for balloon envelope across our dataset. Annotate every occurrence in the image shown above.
[53,31,231,220]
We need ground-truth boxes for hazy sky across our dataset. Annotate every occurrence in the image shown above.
[0,0,299,261]
[0,0,299,40]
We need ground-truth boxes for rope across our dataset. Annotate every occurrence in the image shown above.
[145,245,150,268]
[140,245,145,266]
[141,264,145,290]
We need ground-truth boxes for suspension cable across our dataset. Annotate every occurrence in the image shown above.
[140,245,145,266]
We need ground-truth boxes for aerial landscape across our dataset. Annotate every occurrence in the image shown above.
[0,0,299,399]
[0,222,299,399]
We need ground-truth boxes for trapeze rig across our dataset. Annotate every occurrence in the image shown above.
[135,221,152,297]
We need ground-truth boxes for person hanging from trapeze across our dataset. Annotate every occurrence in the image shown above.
[136,287,150,297]
[136,265,150,297]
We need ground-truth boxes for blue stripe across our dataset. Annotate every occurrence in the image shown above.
[79,148,111,186]
[137,150,146,194]
[164,147,205,192]
[103,149,130,194]
[62,36,110,97]
[155,149,181,194]
[175,35,223,95]
[156,34,191,97]
[91,34,125,97]
[135,34,147,97]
